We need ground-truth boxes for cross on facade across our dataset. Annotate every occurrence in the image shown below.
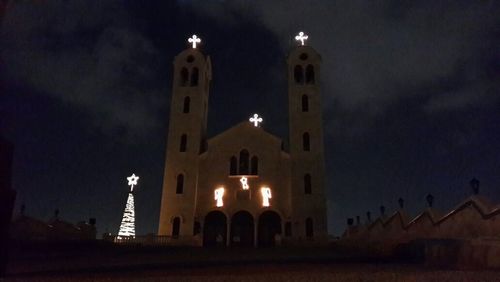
[249,114,263,127]
[295,31,308,46]
[188,34,201,48]
[127,173,139,192]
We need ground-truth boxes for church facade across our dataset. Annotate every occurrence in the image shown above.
[158,34,327,246]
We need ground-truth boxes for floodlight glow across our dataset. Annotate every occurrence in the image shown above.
[188,34,201,48]
[240,177,249,190]
[261,187,272,207]
[295,31,308,46]
[215,187,225,207]
[127,173,139,192]
[249,113,263,127]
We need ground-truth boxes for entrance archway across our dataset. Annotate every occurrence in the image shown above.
[203,211,227,246]
[230,211,254,247]
[258,211,282,247]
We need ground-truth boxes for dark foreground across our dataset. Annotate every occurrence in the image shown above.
[5,241,500,281]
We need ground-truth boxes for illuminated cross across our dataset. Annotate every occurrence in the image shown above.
[261,187,272,207]
[215,187,225,207]
[127,173,139,192]
[249,114,263,127]
[240,177,249,190]
[188,34,201,48]
[295,31,308,46]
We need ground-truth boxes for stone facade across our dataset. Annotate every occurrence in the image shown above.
[158,42,328,246]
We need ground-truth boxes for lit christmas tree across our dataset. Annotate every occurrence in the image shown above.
[118,173,139,238]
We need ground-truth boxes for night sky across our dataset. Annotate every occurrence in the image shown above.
[1,1,499,236]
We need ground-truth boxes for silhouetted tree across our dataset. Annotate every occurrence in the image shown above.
[426,194,434,207]
[398,198,404,209]
[470,178,480,195]
[380,205,386,216]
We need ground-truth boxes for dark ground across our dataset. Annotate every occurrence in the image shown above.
[5,241,500,281]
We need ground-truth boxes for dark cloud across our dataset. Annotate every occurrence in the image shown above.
[2,0,167,140]
[2,1,499,236]
[188,0,499,115]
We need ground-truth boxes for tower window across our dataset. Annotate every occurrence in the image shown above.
[306,218,314,238]
[190,67,199,86]
[183,96,190,113]
[180,68,188,86]
[239,149,249,175]
[302,95,309,112]
[172,217,180,237]
[250,156,258,175]
[306,65,315,84]
[229,156,237,175]
[304,174,312,194]
[186,55,195,63]
[303,132,310,151]
[294,65,304,84]
[176,174,184,194]
[180,134,187,152]
[299,53,308,61]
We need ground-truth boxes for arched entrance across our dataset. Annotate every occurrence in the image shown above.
[203,211,227,246]
[230,211,254,247]
[258,211,282,247]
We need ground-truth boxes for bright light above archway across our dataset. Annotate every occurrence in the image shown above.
[261,187,272,207]
[215,187,225,207]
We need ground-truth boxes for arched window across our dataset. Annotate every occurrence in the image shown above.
[172,217,180,237]
[183,96,190,113]
[303,132,310,151]
[180,68,188,86]
[294,65,304,84]
[305,65,315,84]
[304,174,312,194]
[306,218,314,238]
[302,95,309,112]
[176,174,184,194]
[180,134,187,152]
[190,67,199,86]
[251,156,258,175]
[239,149,249,175]
[229,156,237,175]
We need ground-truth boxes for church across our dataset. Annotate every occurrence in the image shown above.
[158,33,327,246]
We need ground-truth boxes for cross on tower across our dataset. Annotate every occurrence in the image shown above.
[249,114,263,127]
[188,34,201,48]
[295,31,308,46]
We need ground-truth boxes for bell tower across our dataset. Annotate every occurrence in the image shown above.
[158,35,212,236]
[287,32,327,240]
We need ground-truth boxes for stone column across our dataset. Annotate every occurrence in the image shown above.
[226,218,231,247]
[254,220,258,247]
